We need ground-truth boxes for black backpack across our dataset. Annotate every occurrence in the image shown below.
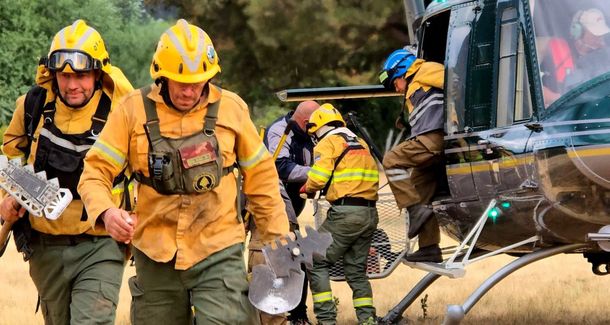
[21,85,47,158]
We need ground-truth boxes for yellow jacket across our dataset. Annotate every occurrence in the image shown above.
[405,59,444,113]
[305,129,379,202]
[78,83,289,270]
[1,65,133,236]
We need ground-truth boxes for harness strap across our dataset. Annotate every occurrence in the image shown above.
[321,132,366,195]
[90,92,111,135]
[141,85,222,144]
[41,92,112,135]
[135,165,235,188]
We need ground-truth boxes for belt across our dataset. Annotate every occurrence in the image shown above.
[330,197,376,207]
[31,232,101,246]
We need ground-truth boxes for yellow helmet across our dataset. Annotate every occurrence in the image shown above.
[150,19,221,83]
[306,103,346,134]
[46,20,111,74]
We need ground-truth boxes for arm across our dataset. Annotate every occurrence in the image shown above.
[304,138,338,193]
[78,98,135,243]
[1,96,29,224]
[2,95,29,161]
[238,105,290,242]
[266,120,311,183]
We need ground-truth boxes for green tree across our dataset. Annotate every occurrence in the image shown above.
[144,0,409,148]
[0,0,168,124]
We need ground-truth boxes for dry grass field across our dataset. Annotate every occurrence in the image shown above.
[1,203,609,324]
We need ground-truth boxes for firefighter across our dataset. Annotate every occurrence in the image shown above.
[0,20,133,324]
[301,104,379,325]
[379,49,444,263]
[78,19,289,324]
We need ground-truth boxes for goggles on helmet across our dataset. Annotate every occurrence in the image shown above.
[46,50,102,72]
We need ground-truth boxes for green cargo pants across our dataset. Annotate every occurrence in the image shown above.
[129,243,260,325]
[28,234,126,325]
[309,205,379,325]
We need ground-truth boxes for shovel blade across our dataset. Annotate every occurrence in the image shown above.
[248,264,304,315]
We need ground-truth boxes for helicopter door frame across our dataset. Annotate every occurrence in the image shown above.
[493,1,535,128]
[442,1,479,202]
[468,0,538,199]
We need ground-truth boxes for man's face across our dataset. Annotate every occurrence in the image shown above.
[394,77,407,93]
[576,30,607,55]
[167,79,207,111]
[55,71,96,107]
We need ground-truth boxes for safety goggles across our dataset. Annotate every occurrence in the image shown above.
[46,50,101,72]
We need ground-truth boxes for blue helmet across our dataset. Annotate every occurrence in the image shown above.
[379,49,417,90]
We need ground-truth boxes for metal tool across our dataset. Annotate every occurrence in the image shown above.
[249,226,332,314]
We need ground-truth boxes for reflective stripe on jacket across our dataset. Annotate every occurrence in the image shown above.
[2,77,133,235]
[78,83,289,270]
[404,60,445,137]
[305,130,379,202]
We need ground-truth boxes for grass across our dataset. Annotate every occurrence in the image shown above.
[1,207,609,324]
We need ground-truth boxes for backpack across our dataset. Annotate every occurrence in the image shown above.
[21,85,47,158]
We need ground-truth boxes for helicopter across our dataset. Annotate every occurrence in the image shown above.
[276,0,610,323]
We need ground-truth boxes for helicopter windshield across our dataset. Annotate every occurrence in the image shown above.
[531,0,610,108]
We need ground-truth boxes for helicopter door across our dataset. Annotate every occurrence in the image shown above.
[437,2,479,202]
[469,2,536,199]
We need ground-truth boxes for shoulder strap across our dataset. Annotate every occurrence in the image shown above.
[140,86,162,146]
[141,85,222,142]
[203,85,221,134]
[321,132,365,195]
[23,86,47,157]
[90,92,112,135]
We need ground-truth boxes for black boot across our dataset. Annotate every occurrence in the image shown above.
[406,204,433,239]
[404,244,442,263]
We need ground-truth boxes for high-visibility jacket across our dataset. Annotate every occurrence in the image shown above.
[404,59,445,137]
[305,128,378,202]
[1,65,133,236]
[78,83,289,270]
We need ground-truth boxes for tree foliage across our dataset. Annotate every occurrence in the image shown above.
[144,0,409,149]
[1,0,411,150]
[0,0,168,124]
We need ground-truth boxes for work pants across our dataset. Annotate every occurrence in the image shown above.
[129,243,259,325]
[29,234,126,325]
[309,205,378,324]
[383,130,443,247]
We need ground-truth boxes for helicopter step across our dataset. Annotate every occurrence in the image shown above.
[586,225,610,252]
[382,199,541,324]
[401,259,465,278]
[401,200,540,279]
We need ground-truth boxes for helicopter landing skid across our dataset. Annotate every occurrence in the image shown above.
[403,199,540,279]
[442,243,589,325]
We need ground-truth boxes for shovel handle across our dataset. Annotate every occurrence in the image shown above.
[0,219,15,246]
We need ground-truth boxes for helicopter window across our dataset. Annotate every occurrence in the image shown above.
[443,8,469,134]
[420,11,450,63]
[515,32,533,122]
[496,8,519,127]
[531,0,610,107]
[496,7,533,127]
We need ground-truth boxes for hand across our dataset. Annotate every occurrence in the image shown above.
[101,208,137,244]
[299,184,315,199]
[0,197,26,223]
[395,116,405,130]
